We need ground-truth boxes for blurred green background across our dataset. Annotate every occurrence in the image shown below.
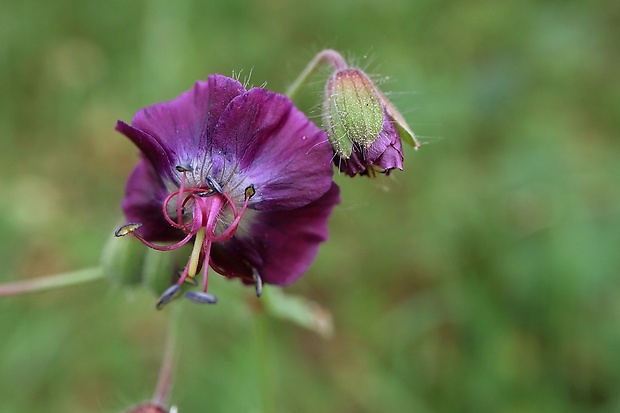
[1,0,619,412]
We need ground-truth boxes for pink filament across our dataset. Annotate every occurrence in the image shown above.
[132,171,251,293]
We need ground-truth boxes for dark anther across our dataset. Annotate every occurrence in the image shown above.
[252,268,263,298]
[156,284,182,309]
[244,184,256,200]
[185,291,218,304]
[198,191,216,198]
[175,164,193,173]
[114,223,142,237]
[206,176,223,194]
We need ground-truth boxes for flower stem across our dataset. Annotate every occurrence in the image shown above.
[0,267,104,297]
[285,49,349,100]
[153,306,180,407]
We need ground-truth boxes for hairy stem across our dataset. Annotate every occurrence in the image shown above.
[285,49,349,100]
[153,307,180,407]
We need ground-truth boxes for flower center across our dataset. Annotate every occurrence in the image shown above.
[115,168,255,308]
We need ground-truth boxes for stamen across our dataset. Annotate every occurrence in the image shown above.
[114,223,142,237]
[185,291,218,304]
[156,284,182,309]
[206,176,223,194]
[201,240,213,292]
[177,170,188,228]
[211,186,255,242]
[127,172,258,308]
[175,164,193,172]
[252,268,263,297]
[132,231,195,252]
[244,184,256,199]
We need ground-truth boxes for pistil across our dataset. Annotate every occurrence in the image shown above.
[115,171,256,308]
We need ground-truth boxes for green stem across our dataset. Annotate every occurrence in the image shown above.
[0,267,104,297]
[153,305,180,407]
[285,49,349,100]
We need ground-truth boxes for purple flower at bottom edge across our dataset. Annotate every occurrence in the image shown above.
[115,74,340,307]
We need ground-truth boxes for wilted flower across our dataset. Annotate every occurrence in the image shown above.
[115,74,339,308]
[323,67,421,177]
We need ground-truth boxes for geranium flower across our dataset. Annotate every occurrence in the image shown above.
[115,74,339,308]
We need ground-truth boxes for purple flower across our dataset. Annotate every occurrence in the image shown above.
[323,68,420,177]
[115,74,339,307]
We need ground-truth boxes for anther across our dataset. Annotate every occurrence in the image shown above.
[185,291,218,304]
[198,191,216,198]
[156,284,182,309]
[244,184,256,199]
[114,223,142,237]
[175,164,193,173]
[252,268,263,298]
[206,176,223,194]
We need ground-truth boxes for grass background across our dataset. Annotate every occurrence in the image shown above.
[1,0,619,412]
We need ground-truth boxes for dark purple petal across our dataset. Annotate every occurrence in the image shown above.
[116,121,176,182]
[337,109,404,176]
[210,88,334,210]
[120,75,246,183]
[122,159,185,242]
[210,183,340,285]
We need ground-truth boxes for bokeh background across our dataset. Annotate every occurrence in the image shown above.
[1,0,619,412]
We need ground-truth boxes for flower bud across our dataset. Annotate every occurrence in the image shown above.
[101,231,147,286]
[141,247,185,296]
[102,224,189,296]
[323,68,384,158]
[322,67,421,177]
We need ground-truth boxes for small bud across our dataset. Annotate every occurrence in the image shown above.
[323,68,384,158]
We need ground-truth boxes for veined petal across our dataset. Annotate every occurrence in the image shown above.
[210,183,340,285]
[115,121,176,182]
[211,89,334,210]
[128,75,246,178]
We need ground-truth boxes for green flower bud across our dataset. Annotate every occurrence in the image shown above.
[102,224,189,296]
[322,68,384,158]
[142,247,186,296]
[101,232,147,286]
